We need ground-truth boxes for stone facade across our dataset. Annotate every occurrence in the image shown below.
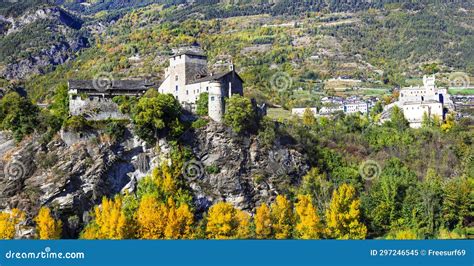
[68,80,153,120]
[69,47,245,123]
[158,47,244,122]
[398,75,452,128]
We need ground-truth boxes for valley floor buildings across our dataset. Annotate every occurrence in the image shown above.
[68,46,244,122]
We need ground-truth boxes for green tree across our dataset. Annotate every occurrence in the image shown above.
[0,92,39,141]
[362,158,417,235]
[387,106,409,131]
[132,93,182,143]
[224,95,256,134]
[196,92,209,116]
[442,177,471,229]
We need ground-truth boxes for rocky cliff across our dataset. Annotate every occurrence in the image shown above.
[0,122,309,238]
[0,6,89,80]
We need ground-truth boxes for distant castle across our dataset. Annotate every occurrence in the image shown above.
[382,75,454,128]
[68,45,244,122]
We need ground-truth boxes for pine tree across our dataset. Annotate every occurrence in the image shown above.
[294,195,322,239]
[326,184,367,239]
[271,195,293,239]
[35,207,62,239]
[255,203,272,239]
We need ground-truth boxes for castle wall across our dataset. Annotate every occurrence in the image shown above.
[402,101,443,128]
[69,96,129,121]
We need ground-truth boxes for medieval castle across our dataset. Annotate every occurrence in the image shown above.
[68,46,244,122]
[381,75,454,128]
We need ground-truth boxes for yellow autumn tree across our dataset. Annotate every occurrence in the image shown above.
[325,183,367,239]
[235,210,252,239]
[35,207,62,239]
[81,196,131,239]
[294,195,322,239]
[206,202,250,239]
[255,203,272,239]
[271,195,293,239]
[164,198,194,239]
[302,108,316,126]
[136,195,168,239]
[0,209,25,239]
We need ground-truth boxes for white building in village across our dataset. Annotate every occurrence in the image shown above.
[292,97,370,118]
[158,46,244,122]
[397,75,452,128]
[344,100,369,114]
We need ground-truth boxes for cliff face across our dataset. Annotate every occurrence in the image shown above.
[0,122,309,238]
[0,6,89,80]
[181,122,309,213]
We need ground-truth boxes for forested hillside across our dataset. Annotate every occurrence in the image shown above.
[0,0,472,241]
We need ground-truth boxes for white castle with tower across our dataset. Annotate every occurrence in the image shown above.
[157,45,244,122]
[68,45,244,122]
[383,75,454,128]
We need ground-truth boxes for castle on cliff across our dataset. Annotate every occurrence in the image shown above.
[68,45,244,122]
[157,46,244,122]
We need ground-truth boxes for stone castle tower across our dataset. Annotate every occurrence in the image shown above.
[158,45,244,122]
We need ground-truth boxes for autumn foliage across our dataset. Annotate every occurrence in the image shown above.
[0,209,25,239]
[35,207,62,239]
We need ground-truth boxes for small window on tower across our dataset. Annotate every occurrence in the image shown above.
[211,96,215,101]
[175,75,178,81]
[176,85,178,92]
[206,87,209,91]
[186,90,189,95]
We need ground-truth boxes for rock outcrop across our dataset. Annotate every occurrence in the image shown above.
[0,122,309,238]
[181,122,309,212]
[0,6,89,80]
